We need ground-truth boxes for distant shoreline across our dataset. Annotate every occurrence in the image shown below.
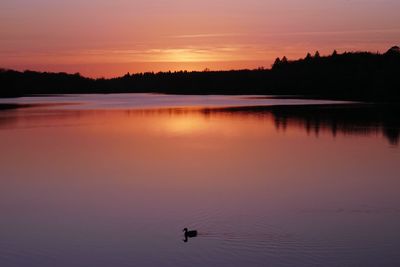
[0,103,35,110]
[1,47,400,102]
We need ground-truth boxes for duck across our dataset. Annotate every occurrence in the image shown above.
[183,228,198,238]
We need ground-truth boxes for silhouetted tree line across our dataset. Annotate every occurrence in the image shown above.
[1,46,399,101]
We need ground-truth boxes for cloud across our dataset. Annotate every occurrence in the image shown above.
[170,33,242,39]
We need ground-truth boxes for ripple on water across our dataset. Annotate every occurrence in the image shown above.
[176,208,400,267]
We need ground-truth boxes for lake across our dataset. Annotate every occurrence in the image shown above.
[0,94,399,267]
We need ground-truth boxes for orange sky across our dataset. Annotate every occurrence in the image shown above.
[1,0,400,77]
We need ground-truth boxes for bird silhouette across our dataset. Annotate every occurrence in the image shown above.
[183,228,198,242]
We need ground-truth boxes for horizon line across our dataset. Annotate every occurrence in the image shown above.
[1,46,397,79]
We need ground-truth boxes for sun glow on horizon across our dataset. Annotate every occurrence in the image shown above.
[1,0,399,77]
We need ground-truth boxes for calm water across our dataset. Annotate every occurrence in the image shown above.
[0,94,399,267]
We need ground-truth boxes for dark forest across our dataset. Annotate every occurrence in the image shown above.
[1,47,399,102]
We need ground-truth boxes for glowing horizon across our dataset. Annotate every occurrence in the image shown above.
[1,0,400,78]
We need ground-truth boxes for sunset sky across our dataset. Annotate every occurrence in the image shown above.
[1,0,400,77]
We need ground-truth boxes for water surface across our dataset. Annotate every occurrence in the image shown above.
[0,94,399,267]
